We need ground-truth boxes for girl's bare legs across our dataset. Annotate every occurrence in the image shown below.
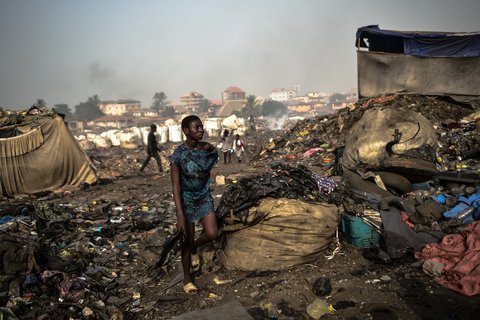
[181,222,195,285]
[182,213,217,284]
[192,212,218,254]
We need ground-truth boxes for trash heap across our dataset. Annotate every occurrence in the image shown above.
[256,94,475,170]
[300,94,480,296]
[0,196,178,319]
[251,94,480,296]
[216,162,333,221]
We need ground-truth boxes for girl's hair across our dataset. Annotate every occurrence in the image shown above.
[181,115,201,129]
[223,129,229,136]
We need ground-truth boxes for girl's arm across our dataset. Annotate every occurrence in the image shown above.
[171,164,186,234]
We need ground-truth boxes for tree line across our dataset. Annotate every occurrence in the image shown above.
[30,90,297,121]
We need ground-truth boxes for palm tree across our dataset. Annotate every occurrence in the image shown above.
[152,92,167,112]
[242,94,258,118]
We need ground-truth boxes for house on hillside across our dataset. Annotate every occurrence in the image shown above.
[218,86,246,117]
[181,91,205,113]
[99,100,141,115]
[270,88,297,102]
[356,25,480,100]
[222,86,246,102]
[67,119,86,133]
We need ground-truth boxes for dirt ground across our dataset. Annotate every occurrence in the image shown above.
[2,125,480,320]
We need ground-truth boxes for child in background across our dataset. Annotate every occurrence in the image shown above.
[233,134,245,163]
[170,115,219,294]
[220,129,232,164]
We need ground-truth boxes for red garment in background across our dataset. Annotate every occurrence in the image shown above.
[416,221,480,296]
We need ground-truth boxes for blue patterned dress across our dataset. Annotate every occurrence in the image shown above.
[170,144,218,223]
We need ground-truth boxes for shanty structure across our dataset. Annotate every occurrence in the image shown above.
[356,25,480,100]
[0,110,97,197]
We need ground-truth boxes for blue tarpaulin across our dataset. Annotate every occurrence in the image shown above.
[356,25,480,57]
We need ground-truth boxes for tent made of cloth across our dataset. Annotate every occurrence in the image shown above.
[356,25,480,99]
[357,51,480,98]
[356,25,480,57]
[0,114,97,196]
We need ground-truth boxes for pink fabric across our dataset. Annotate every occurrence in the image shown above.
[416,221,480,296]
[303,148,322,158]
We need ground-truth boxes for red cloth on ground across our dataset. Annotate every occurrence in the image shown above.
[415,221,480,296]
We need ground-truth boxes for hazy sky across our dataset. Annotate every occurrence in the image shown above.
[1,0,479,110]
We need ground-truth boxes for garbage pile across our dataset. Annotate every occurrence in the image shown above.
[0,196,178,319]
[256,94,475,170]
[339,167,480,295]
[318,95,480,296]
[216,162,340,221]
[251,94,480,296]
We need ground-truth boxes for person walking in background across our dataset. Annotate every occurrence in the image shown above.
[170,115,219,294]
[140,124,164,173]
[233,134,245,163]
[220,129,232,164]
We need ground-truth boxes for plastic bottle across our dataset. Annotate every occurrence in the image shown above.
[434,194,446,204]
[455,206,475,223]
[306,298,335,319]
[443,197,470,219]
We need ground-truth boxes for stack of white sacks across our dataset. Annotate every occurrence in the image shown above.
[75,116,247,150]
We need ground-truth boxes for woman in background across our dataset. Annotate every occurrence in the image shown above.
[220,129,232,164]
[233,134,245,163]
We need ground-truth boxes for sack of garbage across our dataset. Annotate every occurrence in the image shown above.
[119,129,142,149]
[101,130,121,146]
[341,106,438,180]
[168,124,183,142]
[222,114,244,130]
[158,126,169,143]
[164,118,176,127]
[92,136,112,148]
[219,197,338,271]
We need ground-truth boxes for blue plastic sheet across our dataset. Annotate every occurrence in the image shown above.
[356,25,480,57]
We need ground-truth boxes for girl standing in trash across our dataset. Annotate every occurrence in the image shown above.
[220,129,233,164]
[170,115,219,294]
